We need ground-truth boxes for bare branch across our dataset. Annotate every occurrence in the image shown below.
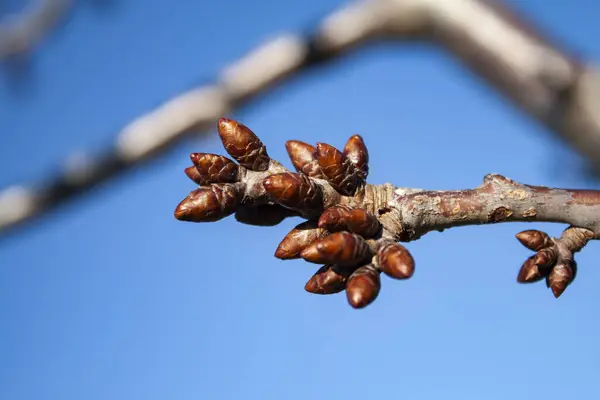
[0,0,71,59]
[174,118,599,307]
[3,0,600,235]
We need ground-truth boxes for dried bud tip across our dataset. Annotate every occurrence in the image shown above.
[516,230,551,251]
[346,265,380,309]
[377,243,415,280]
[184,166,203,185]
[217,118,270,171]
[516,256,545,283]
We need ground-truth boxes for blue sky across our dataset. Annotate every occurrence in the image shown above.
[1,1,600,399]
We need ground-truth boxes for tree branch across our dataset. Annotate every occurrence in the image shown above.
[174,118,600,308]
[4,0,600,236]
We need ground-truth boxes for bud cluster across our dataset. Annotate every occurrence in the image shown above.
[515,229,577,298]
[174,118,416,309]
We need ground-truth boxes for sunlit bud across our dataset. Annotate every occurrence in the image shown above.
[516,256,546,283]
[377,243,415,279]
[189,153,239,185]
[300,231,372,267]
[516,230,551,251]
[316,142,362,196]
[304,265,353,295]
[174,184,240,222]
[346,264,380,309]
[318,205,380,237]
[184,166,204,185]
[546,261,576,298]
[343,134,369,180]
[263,172,323,213]
[275,221,325,259]
[217,118,270,171]
[285,140,325,179]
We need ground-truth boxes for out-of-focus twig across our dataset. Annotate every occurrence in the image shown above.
[2,0,600,236]
[0,0,71,59]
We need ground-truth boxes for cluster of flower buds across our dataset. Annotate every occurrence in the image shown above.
[174,118,416,309]
[515,229,577,298]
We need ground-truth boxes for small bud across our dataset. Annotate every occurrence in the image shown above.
[516,256,546,283]
[184,166,203,185]
[516,230,551,251]
[318,205,380,237]
[189,153,239,185]
[217,118,270,171]
[343,134,369,180]
[304,265,353,295]
[546,261,576,298]
[316,142,362,196]
[300,231,372,267]
[235,204,295,226]
[346,264,380,309]
[534,248,557,268]
[377,243,415,279]
[275,221,325,259]
[263,172,323,213]
[174,184,240,222]
[285,140,325,178]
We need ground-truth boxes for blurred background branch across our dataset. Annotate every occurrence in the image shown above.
[0,0,71,59]
[1,0,600,236]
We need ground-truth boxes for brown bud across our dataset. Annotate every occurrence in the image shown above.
[346,264,380,309]
[516,230,551,251]
[304,265,353,295]
[316,142,362,196]
[546,261,576,298]
[235,204,296,226]
[274,221,325,259]
[217,118,270,171]
[516,256,546,283]
[184,166,203,185]
[189,153,239,185]
[534,248,557,268]
[377,243,415,279]
[300,231,372,267]
[285,140,325,178]
[318,205,380,237]
[343,134,369,180]
[174,184,240,222]
[263,172,323,213]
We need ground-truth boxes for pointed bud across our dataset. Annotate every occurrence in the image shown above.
[263,172,323,213]
[346,264,380,309]
[184,166,204,185]
[285,140,325,178]
[217,118,270,171]
[189,153,239,185]
[534,248,557,268]
[318,205,380,237]
[516,256,546,283]
[304,265,353,295]
[174,184,240,222]
[343,134,369,180]
[316,142,362,196]
[546,261,576,298]
[235,204,296,226]
[274,221,325,259]
[300,231,372,267]
[377,243,415,279]
[516,230,551,251]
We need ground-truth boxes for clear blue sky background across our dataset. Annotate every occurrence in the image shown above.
[1,1,600,399]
